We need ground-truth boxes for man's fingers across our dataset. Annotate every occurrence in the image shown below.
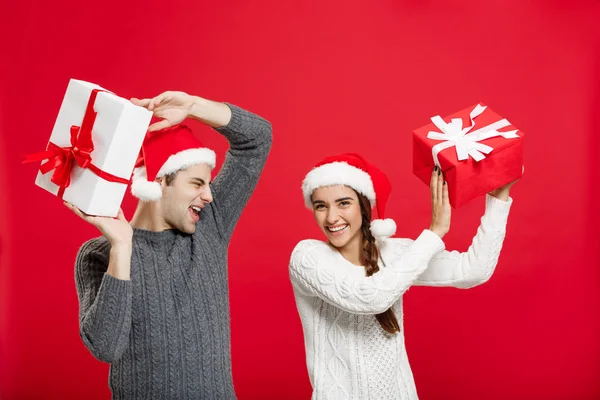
[130,97,151,107]
[132,92,171,111]
[148,92,170,111]
[64,201,82,217]
[116,208,127,221]
[148,119,172,132]
[64,201,91,221]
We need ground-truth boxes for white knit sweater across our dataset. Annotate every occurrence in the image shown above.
[289,194,512,400]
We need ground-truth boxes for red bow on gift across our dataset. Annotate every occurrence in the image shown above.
[24,89,130,198]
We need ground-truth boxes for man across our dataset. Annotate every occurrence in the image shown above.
[66,91,272,399]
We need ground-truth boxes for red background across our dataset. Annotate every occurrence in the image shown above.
[1,1,599,399]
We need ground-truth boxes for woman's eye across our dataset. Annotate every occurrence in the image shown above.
[339,201,350,207]
[315,204,325,210]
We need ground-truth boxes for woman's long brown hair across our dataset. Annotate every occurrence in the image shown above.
[357,192,400,334]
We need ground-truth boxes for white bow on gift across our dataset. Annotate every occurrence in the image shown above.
[427,104,520,167]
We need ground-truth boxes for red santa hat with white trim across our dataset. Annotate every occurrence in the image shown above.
[301,153,396,239]
[130,124,216,201]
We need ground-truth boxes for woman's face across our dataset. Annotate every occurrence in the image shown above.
[311,185,363,249]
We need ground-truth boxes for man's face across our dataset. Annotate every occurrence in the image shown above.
[159,163,213,234]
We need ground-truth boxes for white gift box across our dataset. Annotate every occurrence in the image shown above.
[33,79,152,217]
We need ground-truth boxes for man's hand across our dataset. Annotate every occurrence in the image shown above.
[65,202,133,280]
[131,91,232,131]
[131,91,196,132]
[64,202,133,247]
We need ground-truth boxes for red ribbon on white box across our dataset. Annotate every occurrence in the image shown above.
[24,89,130,199]
[427,104,519,167]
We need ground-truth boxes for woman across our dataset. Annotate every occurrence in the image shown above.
[289,153,517,400]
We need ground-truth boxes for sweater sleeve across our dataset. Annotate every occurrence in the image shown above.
[409,194,513,288]
[289,230,445,315]
[74,238,133,363]
[205,103,272,242]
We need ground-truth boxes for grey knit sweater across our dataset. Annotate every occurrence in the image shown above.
[74,104,272,399]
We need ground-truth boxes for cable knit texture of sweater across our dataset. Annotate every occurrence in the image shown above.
[74,104,272,400]
[289,194,512,400]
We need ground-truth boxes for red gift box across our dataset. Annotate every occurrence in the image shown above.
[413,103,524,208]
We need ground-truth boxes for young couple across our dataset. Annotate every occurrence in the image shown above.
[67,90,518,400]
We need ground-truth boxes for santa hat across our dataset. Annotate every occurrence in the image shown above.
[130,124,216,201]
[301,153,396,238]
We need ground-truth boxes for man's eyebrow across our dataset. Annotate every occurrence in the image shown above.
[190,177,207,185]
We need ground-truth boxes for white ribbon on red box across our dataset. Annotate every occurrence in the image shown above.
[427,104,519,167]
